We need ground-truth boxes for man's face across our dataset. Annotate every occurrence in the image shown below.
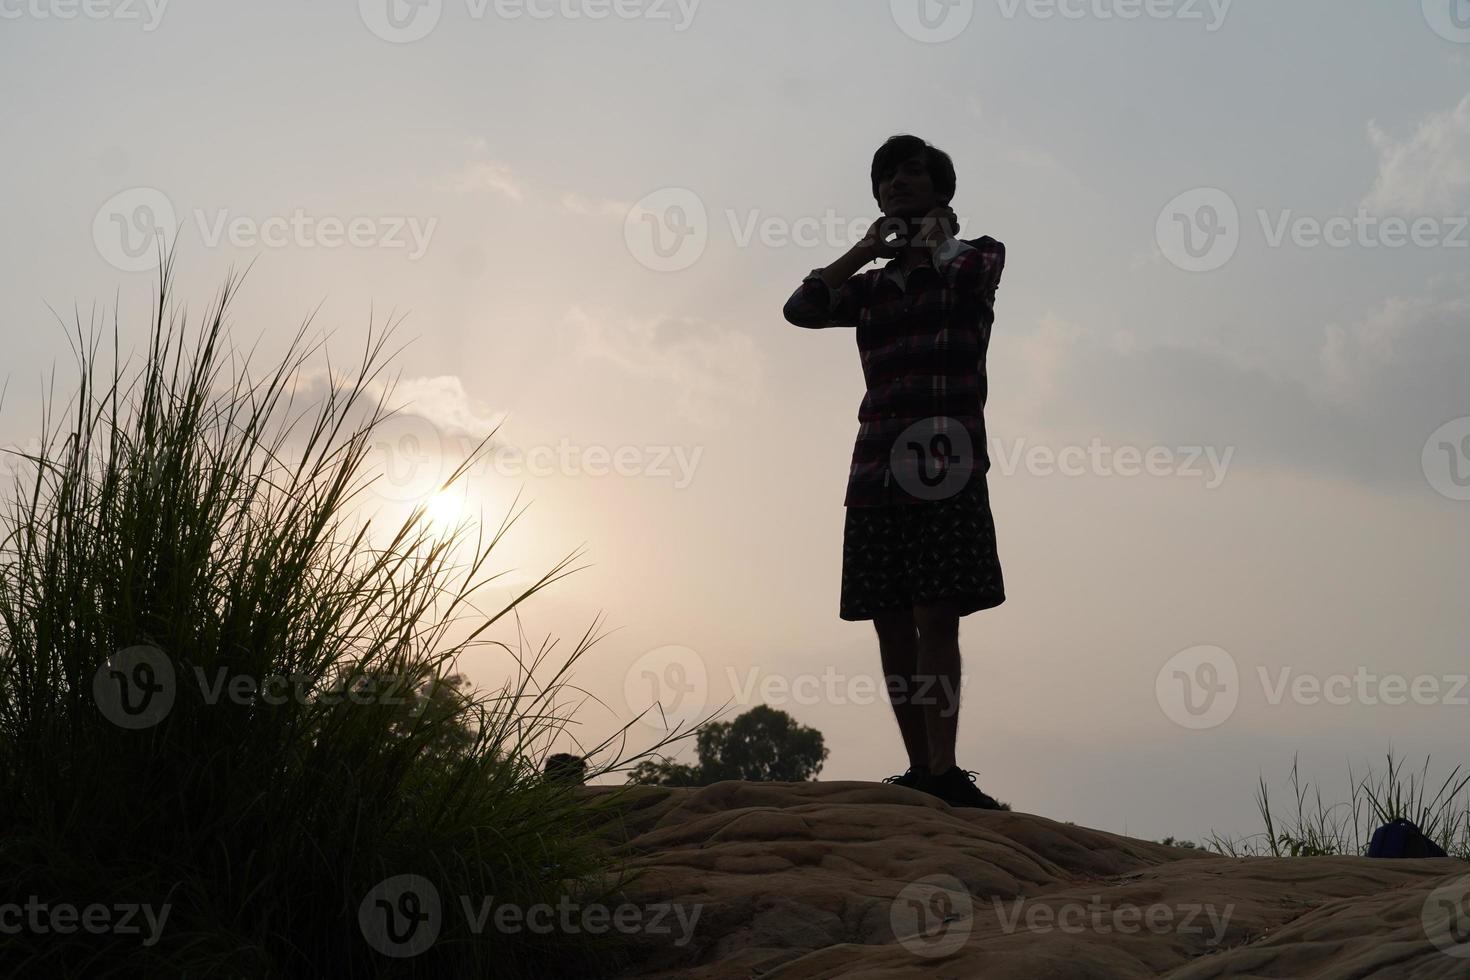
[878,152,944,220]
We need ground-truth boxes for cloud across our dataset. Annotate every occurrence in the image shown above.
[557,307,766,428]
[283,368,507,442]
[433,140,632,218]
[436,160,526,201]
[1000,287,1470,488]
[1362,93,1470,213]
[558,192,629,217]
[265,369,518,508]
[378,374,507,439]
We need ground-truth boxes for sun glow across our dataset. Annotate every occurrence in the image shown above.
[422,488,474,536]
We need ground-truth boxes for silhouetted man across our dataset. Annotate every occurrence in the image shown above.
[782,134,1007,809]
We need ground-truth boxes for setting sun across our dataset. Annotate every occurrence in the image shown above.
[422,487,473,536]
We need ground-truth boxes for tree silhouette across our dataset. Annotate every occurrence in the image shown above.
[627,705,828,786]
[387,672,479,764]
[626,758,703,787]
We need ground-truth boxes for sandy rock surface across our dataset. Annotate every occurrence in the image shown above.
[593,781,1470,979]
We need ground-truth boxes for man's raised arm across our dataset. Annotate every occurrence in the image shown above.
[783,218,898,328]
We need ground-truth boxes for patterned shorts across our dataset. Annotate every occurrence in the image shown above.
[839,473,1006,622]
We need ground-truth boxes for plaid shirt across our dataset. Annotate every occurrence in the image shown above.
[783,236,1006,507]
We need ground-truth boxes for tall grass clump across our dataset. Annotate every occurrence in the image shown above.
[0,258,687,977]
[1205,752,1470,859]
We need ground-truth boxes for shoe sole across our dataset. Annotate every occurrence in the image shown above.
[917,779,1003,810]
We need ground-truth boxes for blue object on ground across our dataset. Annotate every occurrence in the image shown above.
[1366,818,1448,858]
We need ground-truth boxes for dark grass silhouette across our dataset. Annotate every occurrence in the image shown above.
[1205,752,1470,858]
[0,257,697,977]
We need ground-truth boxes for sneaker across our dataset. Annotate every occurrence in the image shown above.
[920,766,1007,810]
[882,765,929,789]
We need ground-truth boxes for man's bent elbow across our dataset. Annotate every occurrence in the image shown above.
[783,298,825,329]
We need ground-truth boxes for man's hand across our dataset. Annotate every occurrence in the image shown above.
[858,208,957,260]
[913,205,958,251]
[857,215,911,260]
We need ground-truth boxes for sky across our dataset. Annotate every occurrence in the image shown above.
[2,0,1469,845]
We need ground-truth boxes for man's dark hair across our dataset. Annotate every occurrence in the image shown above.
[870,134,956,208]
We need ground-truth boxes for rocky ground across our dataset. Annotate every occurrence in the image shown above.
[595,781,1470,979]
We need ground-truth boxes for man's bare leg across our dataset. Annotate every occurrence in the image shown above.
[913,600,962,774]
[873,607,929,770]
